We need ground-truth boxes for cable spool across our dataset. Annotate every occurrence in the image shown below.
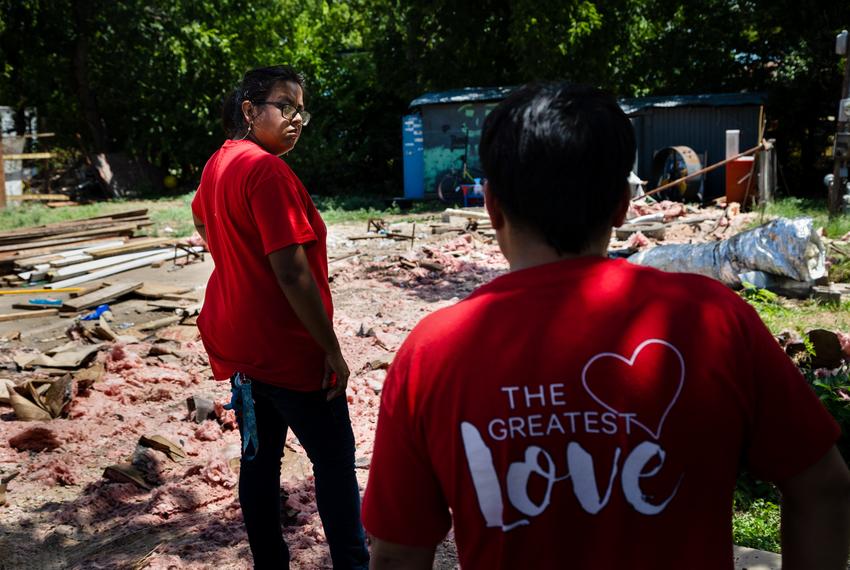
[649,146,704,202]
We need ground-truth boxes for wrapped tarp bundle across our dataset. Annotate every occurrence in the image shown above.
[627,217,826,289]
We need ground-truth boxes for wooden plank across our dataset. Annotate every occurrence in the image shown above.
[0,287,82,295]
[2,152,54,160]
[0,218,150,245]
[137,315,182,331]
[68,283,104,298]
[47,247,203,289]
[11,302,61,310]
[50,248,168,279]
[0,226,141,252]
[133,283,193,299]
[443,208,490,220]
[61,282,143,312]
[6,194,70,201]
[0,236,129,258]
[0,309,58,322]
[0,212,148,240]
[89,238,176,258]
[12,240,127,269]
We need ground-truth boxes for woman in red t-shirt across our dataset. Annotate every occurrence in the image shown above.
[191,66,369,569]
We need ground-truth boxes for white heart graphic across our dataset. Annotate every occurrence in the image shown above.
[581,339,685,440]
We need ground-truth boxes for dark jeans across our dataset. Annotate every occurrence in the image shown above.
[234,376,369,570]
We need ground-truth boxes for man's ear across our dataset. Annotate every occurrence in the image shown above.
[484,181,505,230]
[611,182,631,228]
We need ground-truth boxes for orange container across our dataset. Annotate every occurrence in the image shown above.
[725,156,756,207]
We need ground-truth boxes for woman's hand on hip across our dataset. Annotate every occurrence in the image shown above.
[324,350,350,400]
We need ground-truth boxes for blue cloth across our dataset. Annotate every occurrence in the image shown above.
[234,376,369,570]
[80,304,110,321]
[225,372,259,461]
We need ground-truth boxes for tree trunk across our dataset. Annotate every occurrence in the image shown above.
[72,0,109,153]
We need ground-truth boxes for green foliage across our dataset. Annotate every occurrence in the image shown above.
[804,366,850,463]
[732,499,782,553]
[0,2,847,197]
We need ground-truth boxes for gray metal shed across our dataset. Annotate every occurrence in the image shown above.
[622,93,766,200]
[403,89,766,201]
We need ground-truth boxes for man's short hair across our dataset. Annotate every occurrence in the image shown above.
[479,83,636,254]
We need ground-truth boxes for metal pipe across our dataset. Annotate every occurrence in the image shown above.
[636,142,765,201]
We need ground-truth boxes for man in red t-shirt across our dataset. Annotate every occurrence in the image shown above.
[362,84,850,569]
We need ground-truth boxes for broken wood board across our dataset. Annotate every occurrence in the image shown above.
[132,283,193,299]
[61,281,143,312]
[47,247,204,289]
[0,308,58,322]
[146,300,195,310]
[136,315,182,332]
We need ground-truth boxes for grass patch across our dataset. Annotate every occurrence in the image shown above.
[0,193,447,236]
[751,197,850,238]
[0,193,196,237]
[312,195,444,223]
[740,285,850,333]
[733,499,781,553]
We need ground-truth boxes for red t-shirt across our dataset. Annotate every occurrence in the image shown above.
[362,257,839,569]
[191,139,331,390]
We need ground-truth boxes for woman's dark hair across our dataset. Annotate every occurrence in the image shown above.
[479,83,636,254]
[221,65,305,138]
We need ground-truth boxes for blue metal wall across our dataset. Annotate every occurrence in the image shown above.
[402,114,424,199]
[632,106,761,200]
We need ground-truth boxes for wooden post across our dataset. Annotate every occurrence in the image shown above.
[0,137,6,211]
[759,139,776,204]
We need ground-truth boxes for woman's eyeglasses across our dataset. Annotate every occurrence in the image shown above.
[254,100,311,126]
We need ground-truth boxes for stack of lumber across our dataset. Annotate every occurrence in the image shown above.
[0,210,202,288]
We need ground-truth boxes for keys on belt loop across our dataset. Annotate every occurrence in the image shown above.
[225,372,259,461]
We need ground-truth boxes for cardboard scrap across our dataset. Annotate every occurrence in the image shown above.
[10,375,74,421]
[102,464,152,490]
[186,395,216,424]
[25,343,102,369]
[0,379,12,404]
[73,363,105,392]
[138,434,187,462]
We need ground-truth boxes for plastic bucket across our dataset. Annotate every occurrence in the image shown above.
[726,156,756,207]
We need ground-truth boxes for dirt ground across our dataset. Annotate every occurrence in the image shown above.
[0,215,505,569]
[0,205,811,569]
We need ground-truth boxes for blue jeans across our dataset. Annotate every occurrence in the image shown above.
[233,376,369,570]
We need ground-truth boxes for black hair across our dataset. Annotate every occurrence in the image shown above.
[479,83,636,254]
[221,65,305,139]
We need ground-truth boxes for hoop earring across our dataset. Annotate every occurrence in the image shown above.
[236,120,254,141]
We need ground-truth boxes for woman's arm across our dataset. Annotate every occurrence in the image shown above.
[192,214,207,243]
[778,445,850,569]
[268,243,349,400]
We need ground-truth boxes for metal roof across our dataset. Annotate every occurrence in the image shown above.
[619,92,766,115]
[408,86,515,108]
[409,88,766,112]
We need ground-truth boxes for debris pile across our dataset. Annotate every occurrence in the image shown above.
[0,209,204,291]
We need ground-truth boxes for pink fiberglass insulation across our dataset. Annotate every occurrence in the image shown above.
[0,234,522,568]
[8,427,62,452]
